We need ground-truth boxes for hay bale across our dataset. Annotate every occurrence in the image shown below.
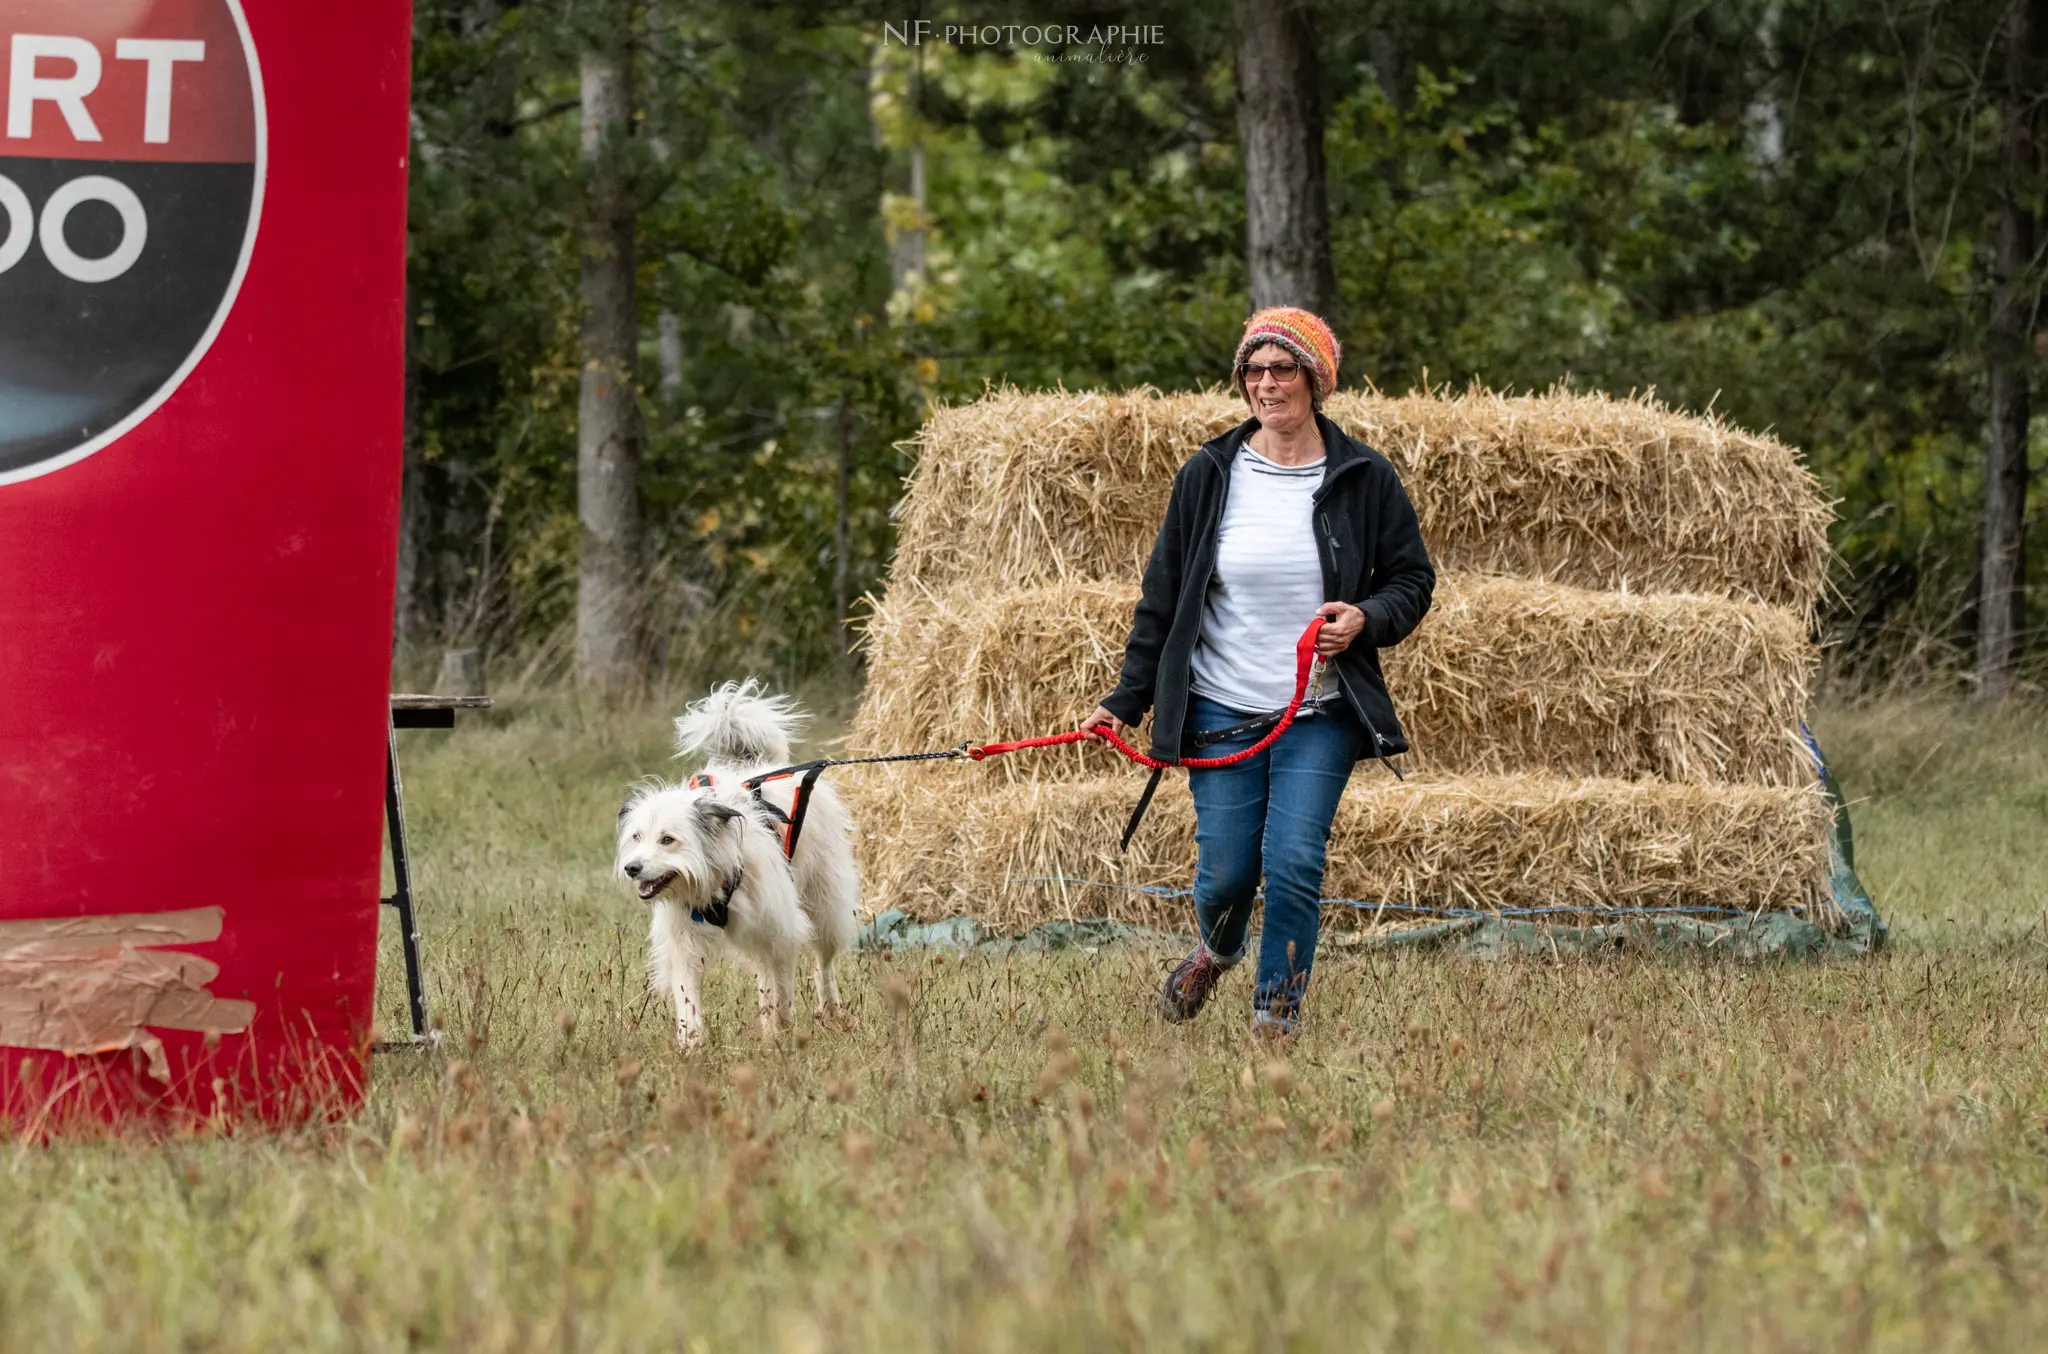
[888,387,1232,596]
[841,764,1835,932]
[1329,389,1833,617]
[849,577,1143,783]
[852,573,1817,785]
[887,385,1832,614]
[858,384,1838,938]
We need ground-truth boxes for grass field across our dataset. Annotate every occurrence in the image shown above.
[4,688,2048,1351]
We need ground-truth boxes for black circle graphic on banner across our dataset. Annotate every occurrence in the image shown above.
[0,4,266,484]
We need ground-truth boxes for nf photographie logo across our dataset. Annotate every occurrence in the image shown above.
[0,0,266,485]
[882,20,1166,60]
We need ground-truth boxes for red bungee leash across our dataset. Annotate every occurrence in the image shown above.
[967,616,1327,770]
[709,617,1333,859]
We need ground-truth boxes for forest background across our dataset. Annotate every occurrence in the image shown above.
[396,0,2048,699]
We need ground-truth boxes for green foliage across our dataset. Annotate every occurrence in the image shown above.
[403,0,2046,686]
[404,0,922,685]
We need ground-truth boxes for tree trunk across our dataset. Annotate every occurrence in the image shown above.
[1233,0,1337,319]
[657,309,684,399]
[891,143,927,295]
[1744,3,1787,176]
[834,397,854,652]
[575,35,644,692]
[1978,0,2039,701]
[1365,27,1405,110]
[395,279,429,661]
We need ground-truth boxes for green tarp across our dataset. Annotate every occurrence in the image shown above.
[857,913,1172,955]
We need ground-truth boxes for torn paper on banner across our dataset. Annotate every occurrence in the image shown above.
[0,907,256,1083]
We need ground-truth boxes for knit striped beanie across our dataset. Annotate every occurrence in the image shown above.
[1231,307,1341,405]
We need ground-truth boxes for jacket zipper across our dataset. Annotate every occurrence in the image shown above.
[1310,451,1367,505]
[1312,451,1377,729]
[1317,507,1399,767]
[1169,440,1234,756]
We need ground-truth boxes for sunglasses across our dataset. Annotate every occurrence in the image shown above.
[1241,360,1304,385]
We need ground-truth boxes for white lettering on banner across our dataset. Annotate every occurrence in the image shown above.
[0,172,148,283]
[0,30,210,284]
[40,175,145,282]
[7,34,104,142]
[3,35,209,145]
[0,174,29,273]
[115,39,207,144]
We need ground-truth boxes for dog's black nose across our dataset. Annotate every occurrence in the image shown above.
[623,862,642,879]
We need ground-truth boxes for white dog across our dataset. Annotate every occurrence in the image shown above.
[614,681,860,1049]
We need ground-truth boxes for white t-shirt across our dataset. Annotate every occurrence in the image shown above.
[1189,446,1327,713]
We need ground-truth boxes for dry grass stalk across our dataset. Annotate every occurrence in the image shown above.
[840,764,1835,933]
[888,385,1833,614]
[851,574,1818,785]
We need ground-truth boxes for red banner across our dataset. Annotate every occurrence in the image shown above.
[0,0,412,1124]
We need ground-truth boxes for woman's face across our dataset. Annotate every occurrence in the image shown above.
[1240,341,1314,432]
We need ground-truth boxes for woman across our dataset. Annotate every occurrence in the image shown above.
[1079,308,1434,1037]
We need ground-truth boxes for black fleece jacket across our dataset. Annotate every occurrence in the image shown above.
[1098,411,1436,764]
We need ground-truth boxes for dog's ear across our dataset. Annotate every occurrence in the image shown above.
[693,799,743,832]
[617,798,635,824]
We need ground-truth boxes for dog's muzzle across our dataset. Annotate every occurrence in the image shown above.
[625,865,678,901]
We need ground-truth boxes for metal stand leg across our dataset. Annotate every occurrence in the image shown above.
[381,719,432,1044]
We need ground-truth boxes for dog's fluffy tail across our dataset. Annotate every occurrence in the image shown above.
[675,679,804,766]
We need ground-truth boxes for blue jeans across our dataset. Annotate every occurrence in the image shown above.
[1187,694,1362,1015]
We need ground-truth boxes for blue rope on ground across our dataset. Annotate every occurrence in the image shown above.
[1001,874,1773,923]
[1004,875,1196,898]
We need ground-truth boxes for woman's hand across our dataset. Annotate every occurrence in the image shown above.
[1313,602,1367,656]
[1078,705,1127,742]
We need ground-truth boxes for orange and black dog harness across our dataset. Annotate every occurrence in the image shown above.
[687,762,830,860]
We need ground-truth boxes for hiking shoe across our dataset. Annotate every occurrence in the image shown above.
[1159,947,1226,1023]
[1250,1007,1301,1041]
